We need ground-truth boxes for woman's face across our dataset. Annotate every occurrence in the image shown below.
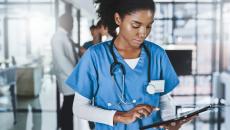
[115,10,154,49]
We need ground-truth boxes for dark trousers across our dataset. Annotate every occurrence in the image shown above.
[89,121,95,129]
[60,95,74,130]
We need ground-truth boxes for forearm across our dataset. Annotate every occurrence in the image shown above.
[73,92,116,126]
[113,111,127,124]
[160,93,176,120]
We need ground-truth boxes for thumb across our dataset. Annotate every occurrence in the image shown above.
[152,107,160,112]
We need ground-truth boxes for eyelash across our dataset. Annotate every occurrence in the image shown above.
[132,25,152,29]
[132,25,140,29]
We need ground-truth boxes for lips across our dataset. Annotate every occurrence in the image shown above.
[133,39,143,45]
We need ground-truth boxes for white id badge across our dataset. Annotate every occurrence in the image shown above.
[146,80,165,94]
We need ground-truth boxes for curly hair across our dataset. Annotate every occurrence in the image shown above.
[94,0,156,37]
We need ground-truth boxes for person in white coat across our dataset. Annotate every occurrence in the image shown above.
[51,13,78,130]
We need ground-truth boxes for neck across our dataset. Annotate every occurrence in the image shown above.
[92,37,100,44]
[114,36,140,51]
[114,37,141,59]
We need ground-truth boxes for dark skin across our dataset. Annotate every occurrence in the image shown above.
[112,9,196,130]
[114,104,159,124]
[114,10,153,59]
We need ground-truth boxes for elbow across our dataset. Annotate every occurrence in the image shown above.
[72,99,85,119]
[72,98,80,117]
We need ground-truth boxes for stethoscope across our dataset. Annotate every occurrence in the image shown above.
[109,38,156,106]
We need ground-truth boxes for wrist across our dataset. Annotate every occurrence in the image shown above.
[113,111,124,124]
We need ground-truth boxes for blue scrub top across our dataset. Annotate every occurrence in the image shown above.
[83,41,94,49]
[66,40,179,130]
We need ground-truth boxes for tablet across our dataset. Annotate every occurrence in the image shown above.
[140,104,214,130]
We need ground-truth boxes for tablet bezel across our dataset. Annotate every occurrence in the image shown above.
[140,104,213,130]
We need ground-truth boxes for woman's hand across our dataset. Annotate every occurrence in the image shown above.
[159,115,197,130]
[113,104,160,124]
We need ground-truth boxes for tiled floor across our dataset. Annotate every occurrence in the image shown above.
[0,74,57,130]
[0,111,56,130]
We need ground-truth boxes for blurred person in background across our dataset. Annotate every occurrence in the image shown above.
[80,25,101,55]
[96,20,114,42]
[51,13,89,130]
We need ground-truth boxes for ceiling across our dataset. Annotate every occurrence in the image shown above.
[64,0,97,18]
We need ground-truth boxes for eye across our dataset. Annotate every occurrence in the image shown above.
[131,23,140,29]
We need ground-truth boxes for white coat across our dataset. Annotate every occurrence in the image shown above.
[51,27,76,95]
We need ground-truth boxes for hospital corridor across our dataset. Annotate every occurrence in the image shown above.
[0,0,230,130]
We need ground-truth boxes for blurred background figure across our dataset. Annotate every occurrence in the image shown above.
[80,25,101,55]
[51,13,77,130]
[96,20,114,42]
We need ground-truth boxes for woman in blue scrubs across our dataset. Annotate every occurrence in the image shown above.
[66,0,193,129]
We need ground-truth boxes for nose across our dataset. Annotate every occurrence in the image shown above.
[138,27,147,39]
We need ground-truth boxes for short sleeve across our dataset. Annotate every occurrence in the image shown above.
[83,41,93,49]
[160,50,179,95]
[65,49,97,99]
[83,42,89,49]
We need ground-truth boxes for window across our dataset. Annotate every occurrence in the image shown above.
[0,18,4,60]
[29,5,55,56]
[7,18,28,64]
[174,4,196,19]
[174,20,196,44]
[197,20,213,74]
[7,0,28,3]
[149,20,173,44]
[80,16,93,46]
[0,0,55,68]
[155,3,173,18]
[198,4,214,19]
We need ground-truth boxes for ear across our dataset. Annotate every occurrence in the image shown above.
[114,12,122,26]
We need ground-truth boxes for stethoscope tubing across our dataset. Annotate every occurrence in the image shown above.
[109,38,151,78]
[109,38,151,104]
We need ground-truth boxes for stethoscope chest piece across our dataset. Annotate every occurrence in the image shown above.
[146,83,156,94]
[146,80,165,94]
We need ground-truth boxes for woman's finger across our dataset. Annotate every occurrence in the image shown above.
[179,115,197,125]
[137,109,151,117]
[170,122,177,127]
[134,111,143,119]
[136,104,160,113]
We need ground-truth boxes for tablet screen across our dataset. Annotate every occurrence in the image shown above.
[141,104,213,130]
